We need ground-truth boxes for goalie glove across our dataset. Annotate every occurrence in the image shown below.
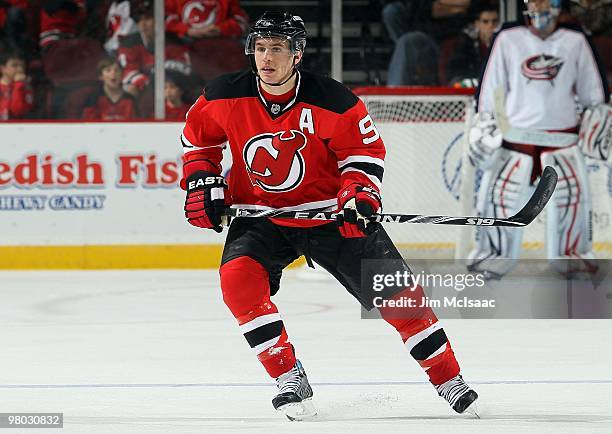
[468,111,503,169]
[579,103,612,164]
[336,183,382,238]
[184,171,231,232]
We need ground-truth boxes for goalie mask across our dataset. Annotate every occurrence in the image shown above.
[245,11,307,86]
[523,0,561,32]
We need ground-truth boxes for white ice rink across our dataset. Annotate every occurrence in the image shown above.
[1,269,611,433]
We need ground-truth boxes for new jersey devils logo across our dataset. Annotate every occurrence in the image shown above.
[521,54,564,83]
[182,1,216,28]
[243,130,307,192]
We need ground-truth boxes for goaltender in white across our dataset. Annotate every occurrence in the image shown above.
[467,0,610,279]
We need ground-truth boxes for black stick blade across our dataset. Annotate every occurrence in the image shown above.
[508,166,558,225]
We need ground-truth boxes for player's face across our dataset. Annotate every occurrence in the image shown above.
[254,38,302,84]
[100,63,122,89]
[475,11,499,45]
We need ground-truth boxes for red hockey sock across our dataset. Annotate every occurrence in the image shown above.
[220,256,296,378]
[378,286,460,385]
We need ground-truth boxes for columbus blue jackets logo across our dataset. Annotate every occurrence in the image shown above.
[521,54,564,83]
[243,130,307,192]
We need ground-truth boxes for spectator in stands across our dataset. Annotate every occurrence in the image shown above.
[39,0,87,49]
[165,0,249,40]
[568,0,612,36]
[446,0,499,87]
[164,70,189,120]
[382,0,471,85]
[104,0,138,55]
[82,57,138,120]
[0,51,33,120]
[118,0,191,98]
[0,1,28,52]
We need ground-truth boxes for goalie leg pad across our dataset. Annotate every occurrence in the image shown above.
[220,256,296,378]
[467,149,533,278]
[541,146,596,275]
[579,103,612,162]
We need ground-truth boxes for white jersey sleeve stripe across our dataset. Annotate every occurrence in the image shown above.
[337,155,385,169]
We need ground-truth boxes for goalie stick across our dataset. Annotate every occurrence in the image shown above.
[226,166,558,228]
[493,87,577,147]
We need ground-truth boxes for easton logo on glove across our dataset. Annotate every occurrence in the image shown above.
[188,176,227,190]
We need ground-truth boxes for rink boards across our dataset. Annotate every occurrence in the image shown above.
[0,122,610,269]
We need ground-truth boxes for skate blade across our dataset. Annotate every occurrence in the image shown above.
[463,401,480,419]
[277,398,317,421]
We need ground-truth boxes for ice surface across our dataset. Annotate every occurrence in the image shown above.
[1,270,611,433]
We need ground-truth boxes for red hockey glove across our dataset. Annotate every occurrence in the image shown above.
[184,171,230,232]
[336,183,382,238]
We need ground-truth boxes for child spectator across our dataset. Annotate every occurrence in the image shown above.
[164,71,189,120]
[446,1,499,87]
[39,0,87,49]
[82,57,138,120]
[165,0,249,40]
[0,51,33,120]
[118,0,191,97]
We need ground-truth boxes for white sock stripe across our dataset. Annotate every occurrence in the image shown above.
[426,342,447,360]
[252,336,280,355]
[404,322,442,353]
[239,313,282,334]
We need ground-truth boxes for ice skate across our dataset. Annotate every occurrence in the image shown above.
[435,374,479,417]
[272,359,317,421]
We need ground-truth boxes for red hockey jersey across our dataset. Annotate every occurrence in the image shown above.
[82,88,138,121]
[165,0,249,38]
[181,70,386,225]
[39,0,86,48]
[166,101,189,120]
[0,81,34,120]
[117,33,191,90]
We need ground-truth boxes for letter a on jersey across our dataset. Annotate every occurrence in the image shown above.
[243,130,307,192]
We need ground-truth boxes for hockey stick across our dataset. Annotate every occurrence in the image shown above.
[493,87,577,147]
[226,166,558,227]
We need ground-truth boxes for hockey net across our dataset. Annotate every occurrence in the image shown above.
[354,87,612,260]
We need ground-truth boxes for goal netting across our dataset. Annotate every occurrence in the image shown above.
[355,87,612,260]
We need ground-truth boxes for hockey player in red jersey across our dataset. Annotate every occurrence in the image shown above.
[180,11,478,420]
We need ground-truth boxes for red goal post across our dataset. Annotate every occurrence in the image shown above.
[353,86,612,260]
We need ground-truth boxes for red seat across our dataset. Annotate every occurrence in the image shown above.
[42,37,106,86]
[190,38,248,82]
[61,85,99,119]
[438,36,461,86]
